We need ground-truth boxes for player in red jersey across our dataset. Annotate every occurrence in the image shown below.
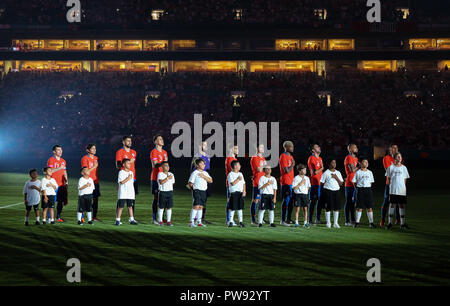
[81,144,100,221]
[250,144,266,224]
[344,144,359,226]
[380,144,400,226]
[225,145,238,224]
[307,144,324,224]
[279,141,295,226]
[116,136,138,213]
[150,135,168,225]
[47,145,68,222]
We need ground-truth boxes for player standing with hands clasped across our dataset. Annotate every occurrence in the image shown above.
[227,160,246,228]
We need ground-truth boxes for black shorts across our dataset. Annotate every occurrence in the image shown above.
[192,189,207,207]
[56,185,68,205]
[78,194,93,212]
[260,194,275,211]
[294,193,310,207]
[93,183,101,198]
[25,203,39,211]
[158,191,174,209]
[390,194,407,204]
[151,180,158,195]
[229,191,245,210]
[117,199,135,208]
[355,187,374,209]
[323,189,341,211]
[134,180,139,195]
[41,195,55,209]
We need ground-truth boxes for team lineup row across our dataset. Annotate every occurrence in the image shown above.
[22,135,410,229]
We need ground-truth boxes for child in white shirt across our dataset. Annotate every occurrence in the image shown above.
[23,168,42,225]
[227,160,246,228]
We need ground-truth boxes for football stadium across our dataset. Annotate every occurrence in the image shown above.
[0,0,449,292]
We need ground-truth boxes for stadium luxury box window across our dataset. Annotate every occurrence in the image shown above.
[409,38,435,50]
[130,62,160,72]
[328,39,355,51]
[95,40,118,51]
[98,61,127,71]
[174,61,205,71]
[65,40,90,51]
[249,61,281,72]
[359,61,396,71]
[206,61,237,72]
[437,39,450,50]
[172,40,196,50]
[275,39,300,51]
[284,61,314,72]
[119,40,143,51]
[12,39,40,51]
[41,40,65,51]
[143,40,168,51]
[19,61,81,71]
[301,39,326,51]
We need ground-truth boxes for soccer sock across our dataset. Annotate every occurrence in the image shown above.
[36,216,40,222]
[399,207,405,225]
[333,211,339,225]
[197,209,203,224]
[190,209,196,223]
[116,217,120,222]
[77,212,82,222]
[325,211,331,224]
[130,216,135,222]
[229,210,235,224]
[367,211,374,223]
[251,202,257,222]
[395,205,401,222]
[269,210,274,224]
[258,210,265,224]
[356,211,362,223]
[158,208,164,222]
[87,212,92,222]
[152,199,158,220]
[388,205,395,224]
[237,210,243,223]
[166,209,172,222]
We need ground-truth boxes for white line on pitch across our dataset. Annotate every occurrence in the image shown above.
[0,202,23,209]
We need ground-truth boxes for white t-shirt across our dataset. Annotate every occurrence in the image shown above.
[157,171,175,192]
[320,169,344,191]
[118,170,135,200]
[41,177,57,196]
[386,164,410,196]
[227,171,245,193]
[23,179,42,205]
[78,177,95,196]
[258,176,277,195]
[352,169,375,188]
[188,170,211,191]
[293,175,311,194]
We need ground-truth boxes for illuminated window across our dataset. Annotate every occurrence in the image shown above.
[284,61,314,72]
[437,39,450,50]
[172,40,196,50]
[19,61,81,71]
[12,39,41,50]
[206,61,237,72]
[95,40,118,51]
[41,40,64,50]
[143,40,168,51]
[396,8,410,19]
[408,39,434,50]
[98,61,126,71]
[275,39,299,51]
[328,39,354,51]
[360,61,393,71]
[249,61,281,72]
[151,10,165,20]
[233,9,243,21]
[300,39,326,51]
[66,40,90,51]
[119,40,142,51]
[314,8,327,20]
[130,62,159,72]
[174,61,205,72]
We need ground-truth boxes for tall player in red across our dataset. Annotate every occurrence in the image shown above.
[380,144,400,226]
[81,144,100,221]
[150,135,168,225]
[225,145,238,224]
[344,143,359,226]
[279,141,295,226]
[47,145,68,222]
[250,144,266,224]
[116,136,138,213]
[307,144,324,224]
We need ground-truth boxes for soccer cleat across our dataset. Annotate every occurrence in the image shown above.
[386,223,393,230]
[303,223,310,229]
[130,220,138,225]
[56,218,64,223]
[77,221,83,225]
[158,222,164,226]
[270,223,276,227]
[88,221,93,225]
[369,223,376,229]
[166,222,173,227]
[24,221,29,226]
[251,221,257,225]
[258,223,263,228]
[294,223,299,228]
[379,220,385,227]
[333,223,341,229]
[400,224,410,229]
[353,222,360,228]
[189,222,195,227]
[228,222,233,228]
[239,222,245,228]
[153,219,159,225]
[345,222,353,227]
[326,223,331,228]
[93,217,100,222]
[197,223,205,227]
[50,221,55,224]
[42,221,46,225]
[114,220,121,226]
[163,219,167,224]
[35,221,40,225]
[281,221,290,227]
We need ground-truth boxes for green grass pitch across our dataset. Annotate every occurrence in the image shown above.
[0,170,449,286]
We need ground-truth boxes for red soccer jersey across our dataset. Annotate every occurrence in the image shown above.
[250,155,266,187]
[225,156,237,186]
[383,155,395,184]
[81,154,99,184]
[150,148,168,181]
[279,152,295,185]
[116,148,137,180]
[307,155,323,186]
[47,156,67,187]
[344,154,359,187]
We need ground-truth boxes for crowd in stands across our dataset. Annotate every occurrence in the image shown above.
[0,69,448,158]
[1,0,449,26]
